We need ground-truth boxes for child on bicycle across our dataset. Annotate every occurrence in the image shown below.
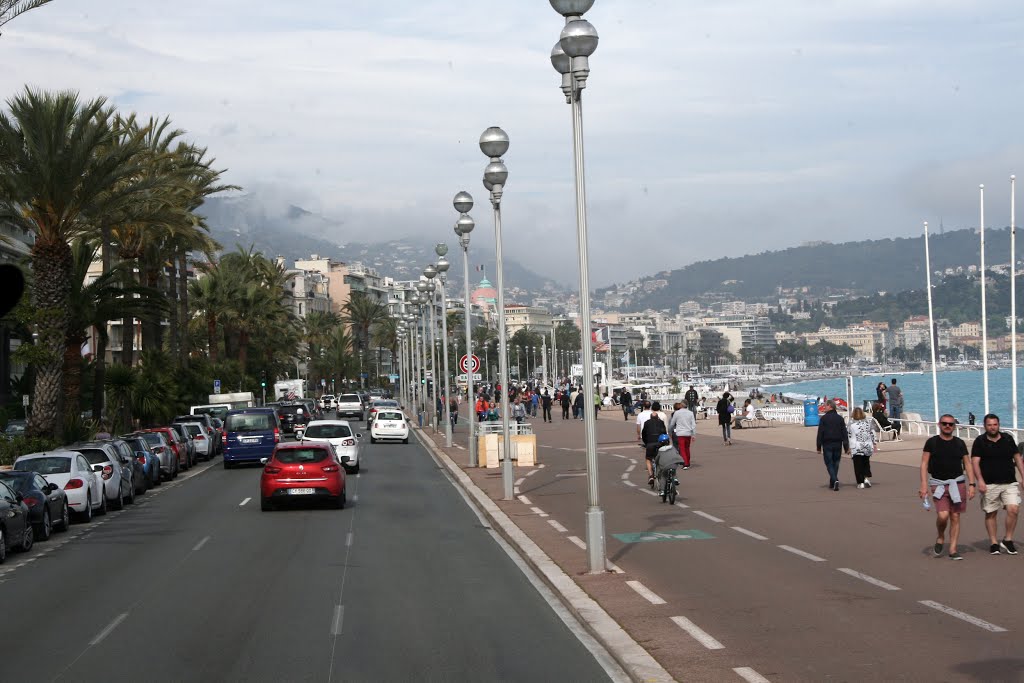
[654,434,685,489]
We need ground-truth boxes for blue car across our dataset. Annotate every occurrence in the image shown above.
[223,408,280,469]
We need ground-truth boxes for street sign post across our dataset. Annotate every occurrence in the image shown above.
[213,379,221,395]
[459,354,481,375]
[457,373,483,382]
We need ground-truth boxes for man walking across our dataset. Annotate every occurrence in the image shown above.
[816,400,849,491]
[684,385,699,416]
[921,414,975,560]
[886,378,904,434]
[971,414,1024,555]
[541,389,553,423]
[669,402,697,469]
[620,389,632,420]
[559,389,571,420]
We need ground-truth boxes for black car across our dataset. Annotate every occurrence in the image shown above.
[276,403,311,435]
[0,471,69,541]
[0,479,33,561]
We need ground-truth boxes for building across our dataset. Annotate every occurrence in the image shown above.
[284,267,332,319]
[504,305,553,336]
[294,255,350,314]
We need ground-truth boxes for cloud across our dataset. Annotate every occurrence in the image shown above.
[1,0,1021,288]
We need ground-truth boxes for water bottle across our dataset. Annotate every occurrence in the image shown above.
[923,496,931,511]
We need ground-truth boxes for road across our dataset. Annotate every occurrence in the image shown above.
[451,406,1024,681]
[0,424,619,682]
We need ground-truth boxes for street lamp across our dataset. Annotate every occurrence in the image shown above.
[550,0,606,573]
[423,267,440,433]
[454,193,477,467]
[435,247,454,448]
[480,125,514,500]
[414,283,430,424]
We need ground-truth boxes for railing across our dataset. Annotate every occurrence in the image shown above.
[477,422,534,436]
[894,419,984,441]
[758,405,804,424]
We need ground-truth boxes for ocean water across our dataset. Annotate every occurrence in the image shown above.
[766,368,1024,424]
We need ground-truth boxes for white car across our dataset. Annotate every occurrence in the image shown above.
[299,420,362,473]
[14,450,105,522]
[181,422,214,460]
[319,395,336,410]
[369,410,409,444]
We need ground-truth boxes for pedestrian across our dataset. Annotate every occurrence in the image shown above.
[573,390,585,420]
[641,405,669,486]
[449,395,459,428]
[560,390,571,420]
[669,401,696,469]
[715,392,734,445]
[541,389,553,423]
[968,412,976,426]
[475,394,488,422]
[94,421,111,440]
[886,379,904,433]
[620,389,633,420]
[848,406,876,488]
[970,414,1024,555]
[816,399,849,491]
[569,387,580,419]
[530,391,539,418]
[920,413,976,560]
[684,385,699,415]
[593,390,601,419]
[875,381,887,413]
[512,397,527,424]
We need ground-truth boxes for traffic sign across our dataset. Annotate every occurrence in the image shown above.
[459,354,481,374]
[213,379,221,395]
[457,373,483,382]
[321,379,326,387]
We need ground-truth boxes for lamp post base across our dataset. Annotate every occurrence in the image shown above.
[585,506,606,574]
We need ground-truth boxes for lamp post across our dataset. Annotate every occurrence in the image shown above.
[414,283,430,424]
[424,267,441,433]
[403,311,416,417]
[454,196,477,466]
[480,126,514,500]
[435,248,454,447]
[550,0,606,573]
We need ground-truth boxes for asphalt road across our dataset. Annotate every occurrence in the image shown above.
[486,408,1024,682]
[0,425,616,682]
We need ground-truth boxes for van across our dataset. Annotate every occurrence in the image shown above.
[223,408,280,469]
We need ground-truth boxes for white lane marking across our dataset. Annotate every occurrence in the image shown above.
[734,666,771,682]
[629,459,637,465]
[556,473,587,478]
[515,478,525,486]
[525,469,539,477]
[919,600,1007,632]
[731,526,768,541]
[513,487,521,496]
[693,510,724,523]
[517,495,532,505]
[625,464,636,473]
[530,507,550,518]
[837,568,900,591]
[620,473,630,480]
[606,561,625,574]
[239,497,251,507]
[346,532,354,547]
[90,612,129,646]
[675,502,690,509]
[778,545,826,562]
[538,464,546,468]
[568,535,587,549]
[331,605,345,635]
[623,481,638,487]
[626,580,666,605]
[192,536,211,552]
[671,615,725,650]
[353,494,359,502]
[548,519,568,533]
[642,489,660,496]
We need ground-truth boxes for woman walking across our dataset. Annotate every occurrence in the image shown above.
[716,392,734,445]
[848,406,876,488]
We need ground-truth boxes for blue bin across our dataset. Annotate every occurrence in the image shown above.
[804,399,820,427]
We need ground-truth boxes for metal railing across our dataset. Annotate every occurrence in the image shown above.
[477,422,534,436]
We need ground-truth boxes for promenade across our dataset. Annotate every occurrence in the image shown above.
[419,405,1022,682]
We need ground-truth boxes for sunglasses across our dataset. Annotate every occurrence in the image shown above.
[939,421,956,427]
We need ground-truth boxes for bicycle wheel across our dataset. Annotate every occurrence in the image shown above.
[668,484,677,505]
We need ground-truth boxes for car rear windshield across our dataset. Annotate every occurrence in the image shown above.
[139,433,164,446]
[373,401,398,408]
[277,405,304,415]
[77,448,111,465]
[338,394,360,403]
[15,457,71,475]
[303,424,352,439]
[376,412,404,421]
[185,425,202,436]
[226,413,274,432]
[0,473,32,493]
[275,448,329,464]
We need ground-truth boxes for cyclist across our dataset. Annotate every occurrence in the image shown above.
[449,396,459,429]
[655,434,685,502]
[641,407,669,486]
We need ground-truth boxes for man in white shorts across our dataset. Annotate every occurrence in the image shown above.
[971,414,1024,555]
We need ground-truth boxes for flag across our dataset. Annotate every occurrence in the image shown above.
[591,327,610,353]
[475,265,485,272]
[620,351,629,363]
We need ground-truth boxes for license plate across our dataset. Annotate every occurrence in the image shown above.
[240,437,260,444]
[289,488,315,495]
[385,423,396,428]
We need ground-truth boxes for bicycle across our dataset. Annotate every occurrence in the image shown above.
[659,467,678,504]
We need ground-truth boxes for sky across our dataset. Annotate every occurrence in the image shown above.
[2,0,1023,287]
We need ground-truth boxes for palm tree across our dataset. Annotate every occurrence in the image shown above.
[343,293,388,386]
[372,316,400,379]
[0,88,152,436]
[0,0,52,34]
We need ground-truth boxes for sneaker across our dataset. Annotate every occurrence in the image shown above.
[857,483,865,489]
[648,477,655,486]
[1002,540,1018,555]
[933,543,943,557]
[949,552,963,561]
[864,479,872,488]
[990,543,1001,555]
[833,481,840,491]
[682,466,690,470]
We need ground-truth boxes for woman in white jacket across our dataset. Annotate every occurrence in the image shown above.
[848,406,876,488]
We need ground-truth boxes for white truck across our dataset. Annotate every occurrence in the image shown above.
[274,379,306,401]
[206,392,255,410]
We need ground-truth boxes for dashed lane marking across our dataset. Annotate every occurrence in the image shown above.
[346,532,354,547]
[568,535,587,550]
[514,478,526,486]
[530,507,549,518]
[731,526,768,541]
[778,545,826,562]
[90,612,129,646]
[331,605,345,635]
[517,495,532,505]
[556,473,587,478]
[734,666,771,682]
[623,481,638,487]
[239,497,251,507]
[192,536,210,552]
[693,511,724,523]
[837,568,900,591]
[671,615,725,650]
[919,600,1007,632]
[674,502,690,509]
[626,580,666,605]
[548,519,568,533]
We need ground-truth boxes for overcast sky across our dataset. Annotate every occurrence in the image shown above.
[3,1,1022,286]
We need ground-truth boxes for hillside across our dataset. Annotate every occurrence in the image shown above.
[600,227,1009,311]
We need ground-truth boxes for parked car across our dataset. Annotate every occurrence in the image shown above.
[369,409,410,444]
[181,422,214,461]
[137,429,180,480]
[14,450,105,521]
[210,417,225,451]
[166,423,196,469]
[223,408,280,469]
[68,442,134,509]
[2,419,26,440]
[0,479,33,560]
[299,420,362,473]
[335,393,365,420]
[297,398,321,421]
[0,470,70,541]
[259,442,347,511]
[105,438,148,496]
[366,399,401,428]
[120,435,163,488]
[276,403,311,436]
[174,414,220,455]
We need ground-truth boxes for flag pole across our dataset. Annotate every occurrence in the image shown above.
[924,221,940,426]
[1012,175,1018,430]
[980,184,990,416]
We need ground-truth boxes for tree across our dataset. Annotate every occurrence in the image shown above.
[554,321,581,354]
[343,293,388,385]
[0,89,152,436]
[0,0,52,35]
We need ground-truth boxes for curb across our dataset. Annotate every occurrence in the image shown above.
[414,427,675,683]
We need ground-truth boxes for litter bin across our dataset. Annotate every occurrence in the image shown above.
[803,398,820,427]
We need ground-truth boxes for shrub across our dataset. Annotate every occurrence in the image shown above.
[0,435,62,467]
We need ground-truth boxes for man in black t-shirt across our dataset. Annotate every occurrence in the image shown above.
[970,414,1024,555]
[920,413,976,560]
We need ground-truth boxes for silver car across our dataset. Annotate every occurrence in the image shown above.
[299,420,362,473]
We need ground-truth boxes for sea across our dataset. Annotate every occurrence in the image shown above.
[765,368,1024,425]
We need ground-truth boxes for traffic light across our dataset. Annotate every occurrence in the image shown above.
[260,370,267,388]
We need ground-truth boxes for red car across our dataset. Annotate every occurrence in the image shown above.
[142,427,187,472]
[260,443,347,511]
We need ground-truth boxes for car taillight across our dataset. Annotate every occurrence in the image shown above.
[273,428,280,443]
[153,446,165,454]
[221,433,227,444]
[100,465,113,480]
[341,438,355,446]
[65,479,83,490]
[322,465,339,473]
[22,495,40,507]
[264,465,281,474]
[195,435,206,441]
[136,455,146,463]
